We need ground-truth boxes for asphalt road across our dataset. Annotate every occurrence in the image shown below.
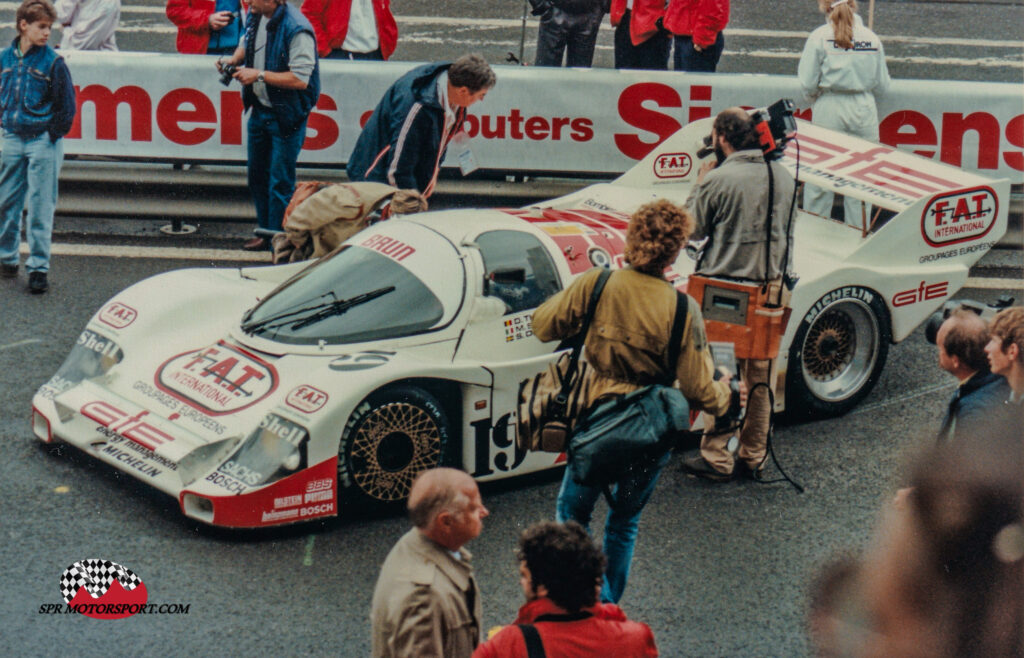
[1,252,1020,656]
[0,0,1020,82]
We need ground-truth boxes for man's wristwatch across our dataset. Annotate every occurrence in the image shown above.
[257,71,265,83]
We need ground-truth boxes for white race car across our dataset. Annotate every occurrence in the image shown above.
[32,118,1008,528]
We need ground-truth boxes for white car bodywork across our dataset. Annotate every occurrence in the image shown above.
[31,117,1008,527]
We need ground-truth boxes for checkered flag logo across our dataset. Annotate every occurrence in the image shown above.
[60,559,143,604]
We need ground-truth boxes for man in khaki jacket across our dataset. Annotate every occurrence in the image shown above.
[371,467,489,658]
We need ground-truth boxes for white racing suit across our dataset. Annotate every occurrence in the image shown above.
[798,13,890,227]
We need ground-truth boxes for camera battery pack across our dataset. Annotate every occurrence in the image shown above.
[687,275,792,360]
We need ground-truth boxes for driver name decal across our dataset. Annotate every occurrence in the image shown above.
[921,186,997,247]
[505,314,533,342]
[156,341,278,416]
[361,234,415,262]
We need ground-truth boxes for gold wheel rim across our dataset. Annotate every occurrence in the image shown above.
[350,401,442,501]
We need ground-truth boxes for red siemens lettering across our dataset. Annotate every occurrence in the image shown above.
[305,95,339,151]
[157,88,217,146]
[614,82,682,161]
[880,110,1023,173]
[941,112,1000,170]
[68,85,152,141]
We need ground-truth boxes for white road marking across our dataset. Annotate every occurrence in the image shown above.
[19,241,271,263]
[850,381,953,416]
[0,9,1018,50]
[0,338,43,351]
[303,535,316,567]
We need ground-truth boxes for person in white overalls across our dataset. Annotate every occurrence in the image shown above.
[798,0,890,227]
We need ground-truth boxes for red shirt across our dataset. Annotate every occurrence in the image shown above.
[472,597,659,658]
[664,0,730,48]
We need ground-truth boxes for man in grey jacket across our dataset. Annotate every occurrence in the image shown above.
[370,468,488,658]
[681,107,796,482]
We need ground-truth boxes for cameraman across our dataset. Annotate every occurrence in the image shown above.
[680,107,796,482]
[218,0,319,251]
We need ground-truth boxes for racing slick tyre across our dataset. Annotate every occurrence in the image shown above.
[339,385,451,506]
[785,286,891,420]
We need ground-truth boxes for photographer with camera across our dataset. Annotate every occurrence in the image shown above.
[532,200,744,604]
[217,0,319,251]
[680,106,796,482]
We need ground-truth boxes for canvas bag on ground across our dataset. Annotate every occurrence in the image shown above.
[567,284,690,487]
[516,268,612,453]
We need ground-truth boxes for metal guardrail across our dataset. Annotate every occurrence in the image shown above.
[57,160,1022,247]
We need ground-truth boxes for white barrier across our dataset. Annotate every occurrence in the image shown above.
[61,51,1024,183]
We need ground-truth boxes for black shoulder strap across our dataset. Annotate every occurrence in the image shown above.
[558,268,612,405]
[665,290,689,385]
[518,624,545,658]
[763,159,775,287]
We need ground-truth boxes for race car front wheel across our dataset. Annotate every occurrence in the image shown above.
[339,385,451,505]
[785,286,891,420]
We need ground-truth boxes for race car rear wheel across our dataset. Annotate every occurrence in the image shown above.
[339,385,451,505]
[785,287,891,420]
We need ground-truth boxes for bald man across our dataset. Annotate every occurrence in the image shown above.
[934,308,1010,444]
[371,467,489,658]
[681,106,797,482]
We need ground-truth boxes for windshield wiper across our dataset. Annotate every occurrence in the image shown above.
[241,286,395,334]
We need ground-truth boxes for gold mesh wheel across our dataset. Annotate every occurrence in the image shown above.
[343,387,448,503]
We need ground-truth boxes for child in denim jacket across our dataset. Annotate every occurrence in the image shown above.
[0,0,76,294]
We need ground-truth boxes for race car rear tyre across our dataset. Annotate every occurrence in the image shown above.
[785,287,891,420]
[339,385,451,505]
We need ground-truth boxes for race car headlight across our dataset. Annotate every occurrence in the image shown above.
[177,435,244,487]
[220,414,310,488]
[46,329,124,394]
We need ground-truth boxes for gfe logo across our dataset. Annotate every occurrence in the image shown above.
[59,559,148,620]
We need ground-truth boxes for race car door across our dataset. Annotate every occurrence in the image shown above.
[455,229,568,480]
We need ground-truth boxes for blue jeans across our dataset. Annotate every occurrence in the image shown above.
[674,32,725,72]
[556,449,671,603]
[247,104,307,234]
[0,132,63,273]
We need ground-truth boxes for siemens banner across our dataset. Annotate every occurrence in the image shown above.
[60,52,1024,183]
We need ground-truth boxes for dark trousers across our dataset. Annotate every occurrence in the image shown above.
[246,104,307,233]
[534,6,605,67]
[673,32,724,72]
[325,48,384,60]
[613,10,670,70]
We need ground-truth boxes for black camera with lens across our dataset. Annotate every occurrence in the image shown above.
[696,98,797,162]
[218,63,238,87]
[924,295,1015,344]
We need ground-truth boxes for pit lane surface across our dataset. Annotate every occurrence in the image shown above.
[1,253,1020,656]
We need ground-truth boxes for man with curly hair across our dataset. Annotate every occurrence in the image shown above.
[985,306,1024,408]
[532,199,738,603]
[680,106,796,482]
[472,521,658,657]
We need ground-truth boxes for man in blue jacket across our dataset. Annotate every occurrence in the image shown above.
[347,54,495,199]
[0,0,76,294]
[218,0,320,251]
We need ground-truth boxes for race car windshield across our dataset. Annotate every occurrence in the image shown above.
[243,237,458,345]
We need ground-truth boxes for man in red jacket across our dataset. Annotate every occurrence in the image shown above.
[473,521,658,658]
[665,0,728,72]
[300,0,397,60]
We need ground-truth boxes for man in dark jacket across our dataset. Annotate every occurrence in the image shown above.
[532,0,606,67]
[346,54,495,198]
[934,308,1011,444]
[218,0,320,250]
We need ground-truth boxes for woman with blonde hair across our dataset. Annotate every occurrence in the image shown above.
[531,199,738,604]
[798,0,890,228]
